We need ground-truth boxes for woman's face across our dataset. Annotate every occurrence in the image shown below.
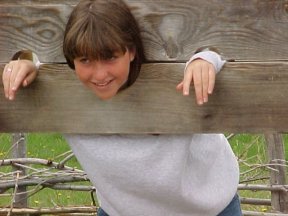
[74,49,135,100]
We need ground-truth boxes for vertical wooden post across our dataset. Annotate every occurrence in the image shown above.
[11,133,28,212]
[264,133,288,213]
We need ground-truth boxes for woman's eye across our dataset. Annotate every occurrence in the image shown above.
[105,52,122,61]
[80,58,90,64]
[104,55,117,61]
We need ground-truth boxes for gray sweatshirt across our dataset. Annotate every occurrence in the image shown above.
[64,52,239,216]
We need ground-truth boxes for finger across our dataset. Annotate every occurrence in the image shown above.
[208,65,216,94]
[8,62,20,100]
[22,69,37,87]
[13,67,29,91]
[183,68,193,96]
[2,64,12,99]
[201,65,209,103]
[176,81,184,91]
[193,68,203,105]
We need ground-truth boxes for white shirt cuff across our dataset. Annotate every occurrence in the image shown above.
[32,52,42,70]
[185,50,226,74]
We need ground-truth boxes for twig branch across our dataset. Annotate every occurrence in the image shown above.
[240,197,271,206]
[0,158,83,172]
[0,175,89,190]
[0,207,97,215]
[238,184,288,192]
[243,210,288,216]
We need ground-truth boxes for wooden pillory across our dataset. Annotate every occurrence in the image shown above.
[0,0,287,215]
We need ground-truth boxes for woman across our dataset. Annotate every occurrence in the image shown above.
[3,0,241,215]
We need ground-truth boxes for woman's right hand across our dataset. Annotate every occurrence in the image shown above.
[2,59,38,100]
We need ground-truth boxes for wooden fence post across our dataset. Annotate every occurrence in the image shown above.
[264,133,288,213]
[11,133,28,215]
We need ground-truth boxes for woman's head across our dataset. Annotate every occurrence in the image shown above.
[63,0,144,99]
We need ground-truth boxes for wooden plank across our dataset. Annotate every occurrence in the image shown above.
[0,61,288,133]
[0,0,288,62]
[0,4,71,63]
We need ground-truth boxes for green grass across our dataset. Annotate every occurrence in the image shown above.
[229,134,288,212]
[0,133,94,208]
[0,133,287,212]
[229,134,272,212]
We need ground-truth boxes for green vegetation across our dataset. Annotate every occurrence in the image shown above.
[230,134,288,212]
[0,133,93,208]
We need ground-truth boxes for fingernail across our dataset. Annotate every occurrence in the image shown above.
[184,91,189,96]
[23,80,28,87]
[198,99,204,104]
[204,97,208,103]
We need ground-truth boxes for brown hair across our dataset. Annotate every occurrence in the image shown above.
[63,0,145,88]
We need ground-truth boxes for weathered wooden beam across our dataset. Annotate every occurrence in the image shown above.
[0,61,288,133]
[0,0,288,62]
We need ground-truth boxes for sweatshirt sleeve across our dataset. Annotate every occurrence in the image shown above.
[32,52,41,70]
[185,50,226,74]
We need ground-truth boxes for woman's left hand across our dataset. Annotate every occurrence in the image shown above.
[176,59,216,105]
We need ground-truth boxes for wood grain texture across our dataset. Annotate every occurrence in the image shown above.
[0,0,288,62]
[0,62,288,134]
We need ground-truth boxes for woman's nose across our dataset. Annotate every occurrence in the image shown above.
[92,62,108,80]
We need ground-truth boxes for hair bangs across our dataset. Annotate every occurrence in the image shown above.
[71,17,128,61]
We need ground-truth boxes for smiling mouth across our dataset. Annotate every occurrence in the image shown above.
[93,80,113,87]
